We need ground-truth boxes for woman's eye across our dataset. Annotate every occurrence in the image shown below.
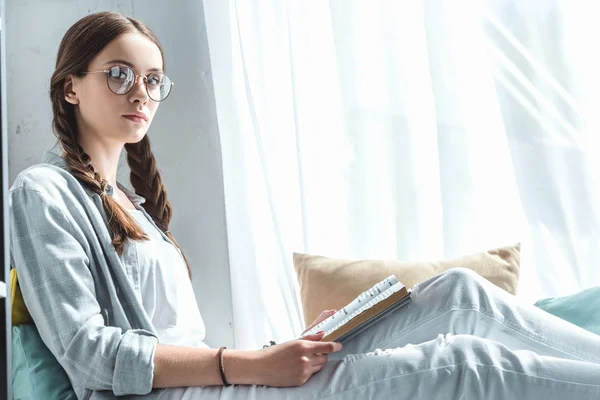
[109,67,130,80]
[147,74,161,85]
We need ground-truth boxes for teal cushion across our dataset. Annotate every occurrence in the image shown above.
[535,286,600,335]
[12,324,77,400]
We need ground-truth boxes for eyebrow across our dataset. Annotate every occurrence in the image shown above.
[103,59,163,73]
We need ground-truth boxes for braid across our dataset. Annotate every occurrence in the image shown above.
[52,89,148,255]
[48,11,191,275]
[124,137,170,230]
[125,137,192,278]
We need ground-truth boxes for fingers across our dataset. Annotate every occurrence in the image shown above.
[318,309,336,323]
[302,331,326,341]
[309,353,328,366]
[302,323,317,334]
[308,354,328,375]
[309,363,325,375]
[301,332,343,353]
[304,310,337,333]
[312,340,343,354]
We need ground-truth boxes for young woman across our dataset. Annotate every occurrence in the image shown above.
[9,11,600,400]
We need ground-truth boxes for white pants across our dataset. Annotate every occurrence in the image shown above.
[157,268,600,399]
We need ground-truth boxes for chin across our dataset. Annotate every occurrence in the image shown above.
[126,130,148,144]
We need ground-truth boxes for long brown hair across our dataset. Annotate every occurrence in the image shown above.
[50,12,191,277]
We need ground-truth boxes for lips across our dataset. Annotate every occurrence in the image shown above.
[123,115,146,123]
[122,112,148,123]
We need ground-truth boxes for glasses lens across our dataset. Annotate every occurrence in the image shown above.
[105,66,172,101]
[107,66,135,95]
[146,73,172,101]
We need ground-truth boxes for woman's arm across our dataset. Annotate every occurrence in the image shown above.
[153,331,342,388]
[11,171,342,391]
[10,184,157,396]
[152,345,257,387]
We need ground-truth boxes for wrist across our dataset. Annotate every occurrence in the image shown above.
[222,349,263,386]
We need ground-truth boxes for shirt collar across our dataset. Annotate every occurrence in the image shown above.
[42,150,146,206]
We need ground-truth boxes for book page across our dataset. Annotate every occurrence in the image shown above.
[303,275,399,337]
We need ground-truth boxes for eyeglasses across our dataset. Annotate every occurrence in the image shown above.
[82,65,174,102]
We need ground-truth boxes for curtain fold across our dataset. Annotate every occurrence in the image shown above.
[203,0,599,350]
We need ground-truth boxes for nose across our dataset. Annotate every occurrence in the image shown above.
[135,75,146,86]
[129,75,149,103]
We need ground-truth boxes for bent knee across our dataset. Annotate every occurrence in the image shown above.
[412,266,488,299]
[442,267,482,284]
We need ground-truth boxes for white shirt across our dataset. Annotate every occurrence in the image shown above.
[127,208,209,349]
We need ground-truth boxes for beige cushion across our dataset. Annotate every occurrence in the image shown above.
[294,243,520,325]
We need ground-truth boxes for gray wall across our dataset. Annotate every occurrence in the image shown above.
[6,0,234,348]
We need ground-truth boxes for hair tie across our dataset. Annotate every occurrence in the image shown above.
[100,184,114,198]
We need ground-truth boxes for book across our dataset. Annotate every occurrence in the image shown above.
[302,275,412,343]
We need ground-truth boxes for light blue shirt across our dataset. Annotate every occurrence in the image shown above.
[9,150,180,398]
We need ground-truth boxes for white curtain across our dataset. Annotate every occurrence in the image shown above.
[203,0,600,350]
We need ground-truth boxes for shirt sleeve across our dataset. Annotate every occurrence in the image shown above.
[9,186,158,396]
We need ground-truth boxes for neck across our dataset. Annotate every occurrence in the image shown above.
[77,135,123,189]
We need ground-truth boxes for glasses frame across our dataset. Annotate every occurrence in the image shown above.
[81,65,174,102]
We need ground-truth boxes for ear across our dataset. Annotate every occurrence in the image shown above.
[63,75,79,105]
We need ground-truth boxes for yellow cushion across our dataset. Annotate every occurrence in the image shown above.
[10,268,33,326]
[294,243,521,326]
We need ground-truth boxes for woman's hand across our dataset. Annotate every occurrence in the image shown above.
[254,331,342,387]
[301,309,337,336]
